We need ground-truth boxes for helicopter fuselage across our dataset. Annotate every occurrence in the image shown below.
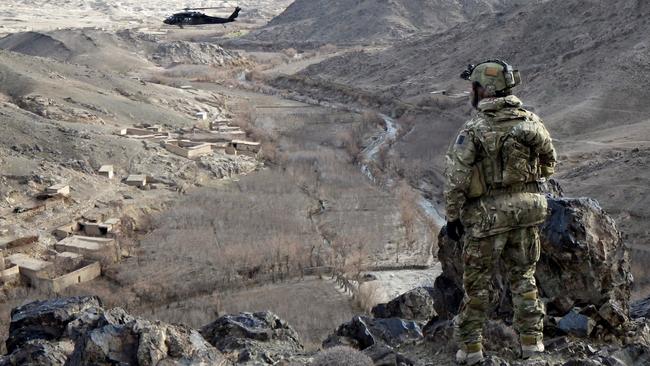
[163,7,240,28]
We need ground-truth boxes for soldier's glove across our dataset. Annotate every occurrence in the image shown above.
[446,219,465,241]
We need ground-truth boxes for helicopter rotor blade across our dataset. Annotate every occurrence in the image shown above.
[182,6,234,10]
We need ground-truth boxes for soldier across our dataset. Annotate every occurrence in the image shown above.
[444,60,556,364]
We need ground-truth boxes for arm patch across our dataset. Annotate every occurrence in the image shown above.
[456,134,466,145]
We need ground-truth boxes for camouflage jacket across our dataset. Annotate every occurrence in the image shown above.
[444,95,556,225]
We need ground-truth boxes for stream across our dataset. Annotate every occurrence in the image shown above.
[361,114,445,227]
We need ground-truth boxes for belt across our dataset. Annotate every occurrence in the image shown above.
[486,181,541,197]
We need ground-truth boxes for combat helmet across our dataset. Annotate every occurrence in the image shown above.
[460,59,521,94]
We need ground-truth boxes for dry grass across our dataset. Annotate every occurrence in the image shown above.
[219,280,357,350]
[41,103,402,343]
[111,170,319,302]
[161,64,238,82]
[355,281,383,314]
[146,279,358,351]
[336,110,385,161]
[317,44,338,55]
[398,181,419,253]
[312,346,373,366]
[282,48,299,59]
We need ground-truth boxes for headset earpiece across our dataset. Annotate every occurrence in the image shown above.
[513,70,521,87]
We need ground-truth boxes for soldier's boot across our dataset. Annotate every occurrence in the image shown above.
[455,343,484,365]
[521,335,544,359]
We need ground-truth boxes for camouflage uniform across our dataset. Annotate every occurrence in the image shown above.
[444,95,556,352]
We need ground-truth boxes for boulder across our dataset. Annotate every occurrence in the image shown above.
[69,308,228,366]
[557,309,595,337]
[1,297,230,366]
[434,197,632,337]
[6,296,102,353]
[631,296,650,319]
[431,273,464,321]
[537,198,631,319]
[362,343,415,366]
[371,287,436,322]
[323,316,422,350]
[0,339,73,366]
[200,311,303,364]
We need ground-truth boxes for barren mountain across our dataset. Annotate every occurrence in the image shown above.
[286,0,650,287]
[0,29,248,72]
[247,0,546,45]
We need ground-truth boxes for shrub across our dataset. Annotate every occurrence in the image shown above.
[317,44,338,55]
[282,48,299,59]
[355,281,383,314]
[311,346,373,366]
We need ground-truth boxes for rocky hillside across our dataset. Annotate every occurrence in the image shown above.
[3,196,650,365]
[0,29,248,71]
[247,0,546,45]
[283,0,650,285]
[300,0,650,122]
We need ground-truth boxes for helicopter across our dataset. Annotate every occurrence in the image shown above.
[163,6,241,28]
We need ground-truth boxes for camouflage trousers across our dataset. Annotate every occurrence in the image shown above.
[455,226,545,349]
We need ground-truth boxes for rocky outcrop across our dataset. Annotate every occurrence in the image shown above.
[538,198,631,321]
[200,311,303,365]
[5,296,102,353]
[322,316,420,365]
[434,197,633,338]
[16,94,103,123]
[371,287,436,322]
[2,299,313,366]
[152,41,248,67]
[1,296,230,366]
[323,316,422,350]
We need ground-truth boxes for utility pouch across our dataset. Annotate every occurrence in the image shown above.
[502,137,533,185]
[540,165,555,178]
[468,165,486,198]
[462,192,548,238]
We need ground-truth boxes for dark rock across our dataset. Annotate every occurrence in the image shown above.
[480,355,512,366]
[6,296,102,353]
[371,287,436,321]
[362,343,415,366]
[371,303,390,318]
[557,310,595,337]
[603,343,650,365]
[631,296,650,319]
[70,310,229,366]
[431,274,464,320]
[622,319,650,345]
[538,198,631,321]
[433,197,632,338]
[544,337,570,352]
[562,360,604,366]
[200,311,303,364]
[323,316,422,350]
[422,319,453,342]
[3,297,230,366]
[0,339,73,366]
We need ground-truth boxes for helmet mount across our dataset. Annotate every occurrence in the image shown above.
[460,59,521,92]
